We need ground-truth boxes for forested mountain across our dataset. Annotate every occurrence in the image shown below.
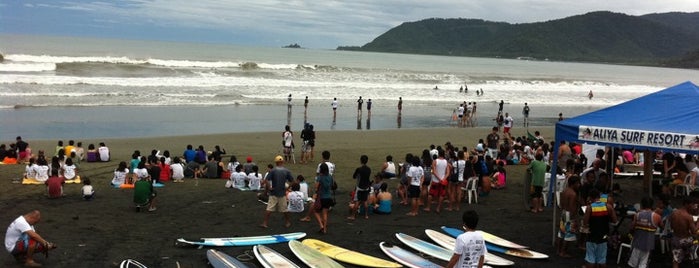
[339,11,699,67]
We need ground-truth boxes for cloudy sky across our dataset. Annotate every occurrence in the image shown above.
[1,0,698,48]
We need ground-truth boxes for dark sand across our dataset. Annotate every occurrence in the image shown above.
[0,127,656,267]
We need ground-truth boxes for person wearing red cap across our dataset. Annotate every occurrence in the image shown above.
[243,156,256,175]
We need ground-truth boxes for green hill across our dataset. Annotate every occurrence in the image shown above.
[340,11,699,67]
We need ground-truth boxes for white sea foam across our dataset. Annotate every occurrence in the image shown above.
[0,62,56,72]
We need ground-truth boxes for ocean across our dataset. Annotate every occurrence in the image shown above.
[1,34,698,140]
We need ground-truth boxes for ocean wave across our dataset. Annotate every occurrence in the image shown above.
[4,53,323,71]
[0,62,56,72]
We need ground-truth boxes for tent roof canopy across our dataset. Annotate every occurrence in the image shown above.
[555,81,699,154]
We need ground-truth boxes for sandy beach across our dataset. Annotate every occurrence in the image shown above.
[0,126,654,267]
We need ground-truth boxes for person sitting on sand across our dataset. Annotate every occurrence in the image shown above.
[24,158,38,181]
[373,182,392,215]
[381,155,397,179]
[170,157,184,182]
[111,161,129,186]
[4,210,58,267]
[61,158,78,181]
[490,161,506,189]
[132,161,150,183]
[248,165,263,191]
[86,144,98,162]
[81,178,95,200]
[286,183,305,213]
[98,142,110,162]
[230,164,247,189]
[45,169,64,198]
[33,158,50,183]
[158,157,171,182]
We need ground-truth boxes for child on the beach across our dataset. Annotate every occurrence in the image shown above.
[446,210,487,268]
[24,158,37,180]
[81,178,94,200]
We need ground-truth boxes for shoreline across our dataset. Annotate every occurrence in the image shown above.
[0,102,597,141]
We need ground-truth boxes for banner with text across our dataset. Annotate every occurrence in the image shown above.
[578,125,699,151]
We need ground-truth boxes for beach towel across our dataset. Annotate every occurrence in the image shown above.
[22,178,44,185]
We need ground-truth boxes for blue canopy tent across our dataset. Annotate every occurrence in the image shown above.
[549,81,699,243]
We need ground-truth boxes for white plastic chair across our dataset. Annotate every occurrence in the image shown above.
[674,174,694,197]
[616,241,631,264]
[555,176,567,208]
[462,177,478,204]
[542,177,551,206]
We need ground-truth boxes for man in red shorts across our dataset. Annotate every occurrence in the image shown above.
[425,150,451,213]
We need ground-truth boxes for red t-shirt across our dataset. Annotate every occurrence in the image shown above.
[45,176,65,198]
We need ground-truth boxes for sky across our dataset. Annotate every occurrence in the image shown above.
[1,0,699,49]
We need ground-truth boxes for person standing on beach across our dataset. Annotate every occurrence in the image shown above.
[446,210,486,268]
[556,175,580,258]
[5,210,57,267]
[367,99,372,116]
[304,96,308,115]
[287,94,292,114]
[669,197,697,268]
[397,97,403,113]
[282,125,294,163]
[331,97,338,120]
[349,155,371,220]
[582,189,617,268]
[498,100,504,113]
[357,96,363,117]
[426,150,450,213]
[528,153,546,213]
[558,113,564,121]
[406,156,423,216]
[486,127,500,159]
[503,112,513,138]
[627,196,661,268]
[522,103,530,128]
[261,155,294,228]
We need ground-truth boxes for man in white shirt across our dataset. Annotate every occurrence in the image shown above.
[98,142,110,162]
[5,210,56,267]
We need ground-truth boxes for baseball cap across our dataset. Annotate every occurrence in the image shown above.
[274,155,284,162]
[247,156,253,162]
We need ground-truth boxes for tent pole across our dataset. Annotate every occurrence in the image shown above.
[550,141,560,247]
[644,150,652,197]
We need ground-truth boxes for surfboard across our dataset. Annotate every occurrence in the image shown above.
[395,233,452,262]
[440,227,547,259]
[176,232,306,247]
[253,245,300,268]
[288,240,344,268]
[301,239,402,267]
[424,230,514,266]
[206,249,247,268]
[119,259,148,268]
[441,226,526,249]
[379,242,443,268]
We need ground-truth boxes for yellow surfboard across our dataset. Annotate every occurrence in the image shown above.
[301,239,402,268]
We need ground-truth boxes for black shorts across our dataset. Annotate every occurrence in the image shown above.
[356,188,370,201]
[408,185,420,198]
[530,186,543,198]
[320,198,334,209]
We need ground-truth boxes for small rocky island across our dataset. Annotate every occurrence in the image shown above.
[282,43,302,49]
